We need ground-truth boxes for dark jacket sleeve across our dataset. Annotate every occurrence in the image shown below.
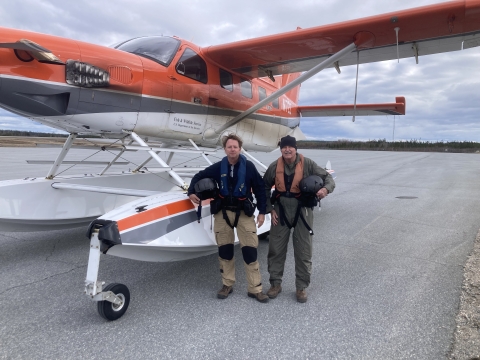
[187,162,221,195]
[249,162,267,215]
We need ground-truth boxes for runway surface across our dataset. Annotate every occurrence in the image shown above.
[1,147,479,359]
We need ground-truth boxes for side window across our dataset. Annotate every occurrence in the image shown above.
[258,86,266,102]
[240,79,253,98]
[176,48,208,83]
[220,69,233,91]
[272,97,279,109]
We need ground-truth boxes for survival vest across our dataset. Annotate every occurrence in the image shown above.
[275,154,304,195]
[218,154,255,228]
[220,154,247,198]
[272,154,317,235]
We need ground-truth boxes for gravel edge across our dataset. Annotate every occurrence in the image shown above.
[449,229,480,360]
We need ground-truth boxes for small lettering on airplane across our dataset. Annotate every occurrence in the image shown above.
[168,116,206,134]
[282,98,292,114]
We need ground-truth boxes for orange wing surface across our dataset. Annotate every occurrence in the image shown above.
[202,1,480,78]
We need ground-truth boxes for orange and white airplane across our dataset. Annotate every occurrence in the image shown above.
[0,0,479,320]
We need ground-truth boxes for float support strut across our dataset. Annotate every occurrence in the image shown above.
[46,133,77,179]
[128,131,187,189]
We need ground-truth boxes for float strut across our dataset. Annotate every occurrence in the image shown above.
[45,133,77,179]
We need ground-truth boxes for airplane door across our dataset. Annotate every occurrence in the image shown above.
[206,69,238,140]
[167,47,209,137]
[134,59,173,138]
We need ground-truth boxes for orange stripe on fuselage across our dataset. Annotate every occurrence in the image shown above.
[117,199,195,232]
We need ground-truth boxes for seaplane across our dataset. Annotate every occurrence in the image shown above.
[0,0,478,320]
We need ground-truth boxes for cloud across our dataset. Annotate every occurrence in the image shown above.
[0,0,479,142]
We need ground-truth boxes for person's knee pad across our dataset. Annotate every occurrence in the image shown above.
[241,246,257,264]
[218,244,234,260]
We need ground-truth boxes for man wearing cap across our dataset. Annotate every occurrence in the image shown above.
[263,135,335,303]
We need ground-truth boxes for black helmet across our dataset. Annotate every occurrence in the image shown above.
[194,178,218,200]
[299,175,324,194]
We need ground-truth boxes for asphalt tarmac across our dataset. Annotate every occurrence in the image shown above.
[1,148,479,359]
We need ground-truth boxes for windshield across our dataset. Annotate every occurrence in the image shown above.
[116,36,181,67]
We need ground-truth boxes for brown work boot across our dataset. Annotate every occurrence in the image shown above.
[247,292,269,303]
[296,289,307,303]
[267,284,282,299]
[217,285,233,299]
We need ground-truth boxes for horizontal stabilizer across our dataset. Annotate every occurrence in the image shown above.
[298,97,405,117]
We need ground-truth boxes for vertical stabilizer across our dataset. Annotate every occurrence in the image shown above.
[281,72,302,105]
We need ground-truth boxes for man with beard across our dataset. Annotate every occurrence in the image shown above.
[263,135,335,303]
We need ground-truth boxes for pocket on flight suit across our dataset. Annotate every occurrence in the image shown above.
[213,212,233,246]
[238,214,258,248]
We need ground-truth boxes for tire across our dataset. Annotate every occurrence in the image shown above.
[97,283,130,321]
[258,231,269,241]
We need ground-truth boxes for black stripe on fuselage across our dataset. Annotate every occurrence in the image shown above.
[0,75,300,128]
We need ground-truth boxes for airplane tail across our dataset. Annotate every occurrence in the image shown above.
[281,72,302,104]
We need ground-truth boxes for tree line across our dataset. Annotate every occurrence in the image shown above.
[0,130,68,137]
[1,130,478,153]
[298,139,480,153]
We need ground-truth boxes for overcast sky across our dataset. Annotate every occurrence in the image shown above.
[1,0,479,142]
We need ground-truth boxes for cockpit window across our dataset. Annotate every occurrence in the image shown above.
[176,48,208,84]
[115,36,180,67]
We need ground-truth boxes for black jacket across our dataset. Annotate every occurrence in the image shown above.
[187,158,266,214]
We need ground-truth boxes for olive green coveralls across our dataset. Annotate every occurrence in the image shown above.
[264,154,335,290]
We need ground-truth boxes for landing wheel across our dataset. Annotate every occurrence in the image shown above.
[97,283,130,321]
[258,231,269,241]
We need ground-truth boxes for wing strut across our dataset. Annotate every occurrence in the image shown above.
[204,41,357,140]
[352,51,359,123]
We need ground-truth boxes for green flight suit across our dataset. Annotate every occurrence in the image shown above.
[263,154,335,290]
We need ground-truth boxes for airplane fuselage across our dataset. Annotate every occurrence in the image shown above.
[0,28,304,151]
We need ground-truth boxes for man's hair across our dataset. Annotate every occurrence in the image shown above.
[222,133,243,149]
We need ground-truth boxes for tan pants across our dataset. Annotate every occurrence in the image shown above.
[214,210,263,294]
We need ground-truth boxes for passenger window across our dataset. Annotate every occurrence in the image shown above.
[176,48,208,83]
[272,97,279,109]
[220,69,233,91]
[240,79,253,99]
[258,86,266,102]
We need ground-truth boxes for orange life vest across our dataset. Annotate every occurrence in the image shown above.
[275,154,304,194]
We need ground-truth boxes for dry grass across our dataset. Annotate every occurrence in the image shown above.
[0,136,123,148]
[449,229,480,359]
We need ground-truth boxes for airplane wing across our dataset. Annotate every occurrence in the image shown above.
[202,1,480,78]
[298,97,405,117]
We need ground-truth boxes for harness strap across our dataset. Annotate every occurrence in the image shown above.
[299,210,314,235]
[222,207,242,229]
[277,200,314,235]
[221,197,246,229]
[196,201,202,223]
